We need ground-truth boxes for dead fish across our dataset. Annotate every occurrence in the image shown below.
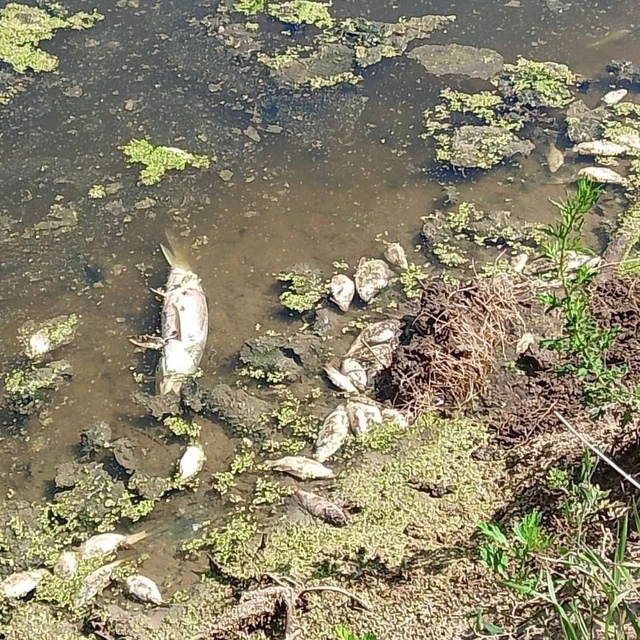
[347,319,400,357]
[54,551,79,579]
[615,133,640,151]
[178,444,206,482]
[574,140,629,157]
[328,274,355,312]
[588,28,632,48]
[546,140,564,173]
[381,407,409,428]
[130,235,208,397]
[516,332,536,356]
[352,342,395,375]
[124,574,163,606]
[314,404,350,462]
[383,242,409,270]
[76,560,124,608]
[578,166,626,185]
[511,253,529,274]
[1,569,49,599]
[294,488,348,527]
[346,399,383,436]
[78,530,149,560]
[324,364,358,394]
[263,456,335,480]
[564,250,601,272]
[341,358,368,390]
[602,89,628,106]
[354,258,391,303]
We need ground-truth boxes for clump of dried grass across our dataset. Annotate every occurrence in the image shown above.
[382,274,526,417]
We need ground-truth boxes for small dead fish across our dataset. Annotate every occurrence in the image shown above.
[155,236,209,396]
[354,258,391,303]
[511,253,529,274]
[294,488,348,527]
[546,140,564,173]
[381,407,409,429]
[125,574,163,606]
[383,242,409,270]
[324,364,358,393]
[588,28,632,48]
[602,89,628,106]
[178,444,206,482]
[263,456,335,480]
[341,358,368,390]
[564,250,602,272]
[78,530,149,560]
[615,133,640,151]
[314,404,350,462]
[578,166,626,185]
[346,399,383,436]
[349,319,400,354]
[1,569,49,599]
[516,332,536,356]
[76,560,124,608]
[574,140,629,157]
[328,274,355,313]
[54,551,79,579]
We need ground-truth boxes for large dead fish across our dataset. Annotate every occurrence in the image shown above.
[314,404,350,462]
[130,236,208,396]
[263,456,335,480]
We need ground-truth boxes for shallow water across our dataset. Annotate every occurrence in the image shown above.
[1,0,640,594]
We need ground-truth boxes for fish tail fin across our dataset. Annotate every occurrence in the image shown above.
[161,230,192,271]
[124,529,150,546]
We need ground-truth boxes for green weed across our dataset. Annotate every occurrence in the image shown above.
[538,177,640,418]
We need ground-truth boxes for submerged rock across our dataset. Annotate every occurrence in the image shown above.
[565,100,607,144]
[239,334,302,383]
[445,125,534,169]
[3,360,73,415]
[203,384,272,435]
[17,314,78,360]
[409,43,503,81]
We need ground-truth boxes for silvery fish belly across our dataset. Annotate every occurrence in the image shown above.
[157,265,208,396]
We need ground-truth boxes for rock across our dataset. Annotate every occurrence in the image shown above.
[354,258,391,303]
[203,384,272,435]
[408,43,504,81]
[565,100,607,144]
[111,438,139,473]
[80,421,112,455]
[239,335,302,383]
[446,125,534,169]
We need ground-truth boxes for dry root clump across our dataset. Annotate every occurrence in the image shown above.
[191,576,370,640]
[380,274,524,417]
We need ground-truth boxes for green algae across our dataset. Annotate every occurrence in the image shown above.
[276,266,327,313]
[268,0,335,29]
[164,415,202,440]
[121,139,210,186]
[499,57,575,108]
[212,448,256,496]
[0,3,103,74]
[232,0,265,16]
[87,184,106,199]
[250,416,501,577]
[398,263,430,299]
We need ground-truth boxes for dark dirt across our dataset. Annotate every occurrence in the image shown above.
[382,273,640,449]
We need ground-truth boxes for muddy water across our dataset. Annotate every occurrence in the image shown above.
[0,0,639,592]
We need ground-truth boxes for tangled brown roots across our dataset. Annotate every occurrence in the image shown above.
[379,274,525,417]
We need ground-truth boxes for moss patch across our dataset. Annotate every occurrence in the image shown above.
[121,139,210,186]
[0,3,103,74]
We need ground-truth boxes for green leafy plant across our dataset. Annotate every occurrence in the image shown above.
[335,625,377,640]
[478,510,552,593]
[538,178,640,418]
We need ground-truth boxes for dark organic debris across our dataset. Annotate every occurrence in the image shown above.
[606,59,640,85]
[379,275,523,417]
[192,576,371,640]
